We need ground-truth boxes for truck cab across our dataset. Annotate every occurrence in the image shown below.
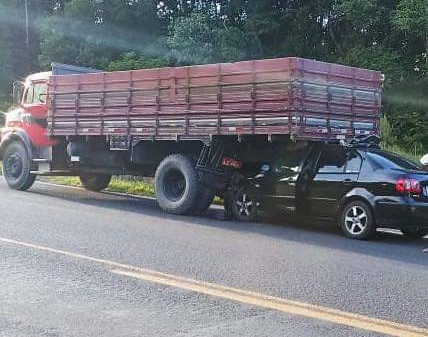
[1,72,51,148]
[0,64,100,191]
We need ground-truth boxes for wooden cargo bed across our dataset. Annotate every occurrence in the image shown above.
[47,57,382,141]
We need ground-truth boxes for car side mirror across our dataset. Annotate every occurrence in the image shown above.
[261,164,270,173]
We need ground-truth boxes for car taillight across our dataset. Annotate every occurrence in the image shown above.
[396,177,421,194]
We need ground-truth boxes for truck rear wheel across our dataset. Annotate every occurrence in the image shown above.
[79,174,111,191]
[191,187,215,215]
[2,141,36,191]
[155,154,201,215]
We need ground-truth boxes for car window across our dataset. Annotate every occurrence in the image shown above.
[274,144,309,173]
[345,151,362,173]
[367,151,421,170]
[317,146,347,173]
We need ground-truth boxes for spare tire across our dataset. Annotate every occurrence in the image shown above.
[79,174,111,191]
[155,154,201,215]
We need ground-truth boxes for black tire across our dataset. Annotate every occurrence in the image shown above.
[155,154,201,215]
[230,188,258,222]
[400,228,427,239]
[2,141,36,190]
[340,200,376,240]
[223,190,234,220]
[191,186,215,215]
[79,174,111,191]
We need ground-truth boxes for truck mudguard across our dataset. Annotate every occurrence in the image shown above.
[0,129,34,160]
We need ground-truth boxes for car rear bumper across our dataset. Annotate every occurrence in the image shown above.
[375,197,428,229]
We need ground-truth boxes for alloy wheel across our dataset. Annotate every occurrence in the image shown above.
[231,190,258,222]
[344,205,368,235]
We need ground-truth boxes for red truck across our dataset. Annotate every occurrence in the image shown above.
[0,58,382,216]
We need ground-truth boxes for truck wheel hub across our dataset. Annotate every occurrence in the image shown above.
[5,154,23,178]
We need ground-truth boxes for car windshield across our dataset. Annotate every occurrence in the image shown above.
[367,150,422,171]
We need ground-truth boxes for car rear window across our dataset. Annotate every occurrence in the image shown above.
[367,151,421,170]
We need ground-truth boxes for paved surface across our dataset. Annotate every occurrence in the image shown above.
[0,180,427,337]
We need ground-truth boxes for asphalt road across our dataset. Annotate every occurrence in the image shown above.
[0,180,427,337]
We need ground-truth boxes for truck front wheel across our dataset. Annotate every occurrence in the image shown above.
[2,141,36,191]
[79,174,111,192]
[155,154,201,215]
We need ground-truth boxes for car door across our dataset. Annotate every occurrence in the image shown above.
[307,145,354,218]
[261,143,310,213]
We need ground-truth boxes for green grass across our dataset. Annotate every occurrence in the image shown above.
[381,144,423,164]
[48,176,155,197]
[47,175,224,204]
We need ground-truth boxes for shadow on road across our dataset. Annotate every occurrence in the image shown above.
[28,182,428,267]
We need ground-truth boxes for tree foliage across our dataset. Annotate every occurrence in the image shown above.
[168,11,248,64]
[0,0,426,150]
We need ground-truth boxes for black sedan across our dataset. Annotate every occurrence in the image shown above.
[227,141,428,240]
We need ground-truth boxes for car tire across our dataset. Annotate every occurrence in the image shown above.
[223,190,234,220]
[155,154,200,215]
[79,174,111,191]
[2,141,36,191]
[400,228,427,239]
[231,188,258,222]
[340,200,376,240]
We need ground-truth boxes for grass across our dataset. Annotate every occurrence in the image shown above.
[382,144,423,164]
[47,176,155,197]
[46,175,224,204]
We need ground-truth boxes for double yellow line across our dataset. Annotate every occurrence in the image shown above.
[1,237,427,337]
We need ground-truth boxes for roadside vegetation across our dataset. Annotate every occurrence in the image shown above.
[47,176,155,197]
[44,175,224,204]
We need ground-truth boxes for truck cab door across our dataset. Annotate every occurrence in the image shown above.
[21,81,51,146]
[22,81,48,119]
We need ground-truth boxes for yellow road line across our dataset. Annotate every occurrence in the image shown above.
[1,237,427,337]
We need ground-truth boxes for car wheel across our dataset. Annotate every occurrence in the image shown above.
[231,189,258,222]
[340,201,376,240]
[400,228,427,239]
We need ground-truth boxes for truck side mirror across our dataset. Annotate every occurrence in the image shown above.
[39,93,47,103]
[12,81,24,104]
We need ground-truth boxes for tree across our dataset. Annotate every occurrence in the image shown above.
[168,11,248,64]
[106,52,169,71]
[38,0,167,69]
